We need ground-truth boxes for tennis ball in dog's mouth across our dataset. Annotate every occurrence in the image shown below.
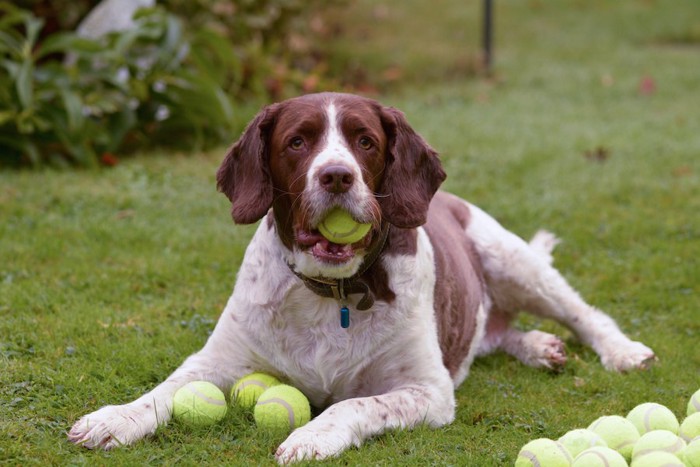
[231,372,282,409]
[254,384,311,433]
[172,381,227,426]
[318,208,371,244]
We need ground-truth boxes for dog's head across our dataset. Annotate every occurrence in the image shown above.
[217,92,445,278]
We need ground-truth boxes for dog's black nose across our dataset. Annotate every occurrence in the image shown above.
[318,165,354,193]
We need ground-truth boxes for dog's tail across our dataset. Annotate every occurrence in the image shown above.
[529,230,561,265]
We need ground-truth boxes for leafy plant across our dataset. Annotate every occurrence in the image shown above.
[0,3,237,167]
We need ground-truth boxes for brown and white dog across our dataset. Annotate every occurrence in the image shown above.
[69,92,655,463]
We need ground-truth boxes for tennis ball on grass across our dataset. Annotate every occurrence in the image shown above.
[515,438,573,467]
[630,451,684,467]
[689,389,700,417]
[681,413,700,442]
[254,384,311,433]
[573,446,627,467]
[588,415,640,461]
[559,428,608,458]
[231,372,281,409]
[684,437,700,467]
[172,381,227,426]
[626,402,680,435]
[632,429,686,459]
[318,208,371,244]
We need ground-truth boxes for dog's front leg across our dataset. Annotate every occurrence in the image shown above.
[275,383,455,464]
[68,321,250,450]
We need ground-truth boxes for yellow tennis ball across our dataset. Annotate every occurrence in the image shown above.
[689,388,700,417]
[684,437,700,467]
[515,438,573,467]
[254,385,311,433]
[172,381,227,426]
[680,412,700,442]
[573,446,627,467]
[231,373,281,409]
[632,429,686,459]
[318,208,371,244]
[630,451,684,467]
[559,428,608,458]
[588,415,640,461]
[626,402,680,435]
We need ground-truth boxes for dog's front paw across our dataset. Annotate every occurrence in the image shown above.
[601,340,656,372]
[68,403,159,450]
[275,426,350,464]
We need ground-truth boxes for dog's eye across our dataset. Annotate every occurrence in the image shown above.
[289,137,305,151]
[358,136,373,150]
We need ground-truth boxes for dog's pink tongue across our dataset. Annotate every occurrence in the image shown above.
[296,229,355,263]
[312,238,354,263]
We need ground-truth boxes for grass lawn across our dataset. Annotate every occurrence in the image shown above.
[2,0,699,465]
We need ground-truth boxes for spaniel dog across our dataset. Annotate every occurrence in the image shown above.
[69,92,655,463]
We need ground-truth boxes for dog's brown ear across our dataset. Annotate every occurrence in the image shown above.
[378,106,446,229]
[216,104,279,224]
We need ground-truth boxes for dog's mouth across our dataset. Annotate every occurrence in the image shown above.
[296,229,370,264]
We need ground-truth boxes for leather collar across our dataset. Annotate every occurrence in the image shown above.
[287,222,390,311]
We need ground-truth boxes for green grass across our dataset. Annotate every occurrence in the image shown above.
[2,0,700,464]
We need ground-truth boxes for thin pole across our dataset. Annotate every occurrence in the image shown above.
[482,0,493,74]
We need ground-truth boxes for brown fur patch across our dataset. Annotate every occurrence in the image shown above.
[423,192,485,376]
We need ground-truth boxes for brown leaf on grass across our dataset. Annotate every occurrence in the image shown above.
[100,152,119,166]
[583,146,611,163]
[672,165,693,177]
[638,75,657,95]
[382,66,404,82]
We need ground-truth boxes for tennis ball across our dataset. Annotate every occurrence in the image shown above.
[254,384,311,433]
[684,437,700,467]
[626,402,680,435]
[515,438,573,467]
[231,373,281,409]
[573,446,627,467]
[630,451,684,467]
[172,381,227,426]
[559,428,608,458]
[689,388,700,417]
[318,208,371,244]
[681,412,700,442]
[632,429,686,459]
[588,415,640,461]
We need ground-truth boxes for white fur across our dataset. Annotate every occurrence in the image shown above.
[289,103,374,280]
[466,202,654,372]
[69,219,457,461]
[69,103,655,462]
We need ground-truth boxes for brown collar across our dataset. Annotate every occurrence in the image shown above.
[287,222,390,311]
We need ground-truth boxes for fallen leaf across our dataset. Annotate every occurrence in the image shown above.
[672,165,693,177]
[638,75,657,95]
[100,152,119,166]
[584,146,611,163]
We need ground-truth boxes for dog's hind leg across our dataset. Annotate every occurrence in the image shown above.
[467,203,655,372]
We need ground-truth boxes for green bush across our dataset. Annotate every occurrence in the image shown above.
[1,0,342,168]
[0,3,238,167]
